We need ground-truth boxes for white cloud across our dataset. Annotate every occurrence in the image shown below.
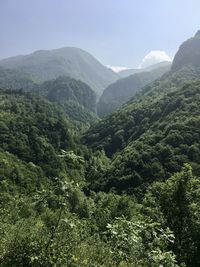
[107,65,129,73]
[139,50,172,68]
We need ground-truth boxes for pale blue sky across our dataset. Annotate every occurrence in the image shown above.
[0,0,200,68]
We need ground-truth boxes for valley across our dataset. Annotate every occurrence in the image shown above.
[0,29,200,267]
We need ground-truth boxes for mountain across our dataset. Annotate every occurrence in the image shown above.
[0,47,119,96]
[118,68,142,78]
[39,76,96,112]
[0,66,98,125]
[37,76,98,124]
[83,31,200,194]
[84,79,200,192]
[1,31,200,267]
[97,64,170,117]
[118,61,171,78]
[172,30,200,71]
[82,42,200,264]
[145,61,171,71]
[0,66,37,90]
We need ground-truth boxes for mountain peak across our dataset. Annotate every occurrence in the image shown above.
[0,47,118,96]
[194,30,200,38]
[172,30,200,71]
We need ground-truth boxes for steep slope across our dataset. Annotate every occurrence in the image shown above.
[84,66,200,156]
[97,64,170,117]
[172,30,200,71]
[84,30,200,194]
[39,76,96,113]
[0,47,119,96]
[85,80,200,194]
[37,76,98,125]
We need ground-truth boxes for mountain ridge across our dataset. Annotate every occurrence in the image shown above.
[172,30,200,71]
[118,61,171,78]
[97,64,170,117]
[0,47,119,96]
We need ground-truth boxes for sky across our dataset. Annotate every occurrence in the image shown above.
[0,0,200,70]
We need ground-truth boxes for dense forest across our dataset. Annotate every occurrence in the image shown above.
[0,31,200,267]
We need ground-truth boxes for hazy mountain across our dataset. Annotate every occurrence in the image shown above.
[97,64,170,117]
[172,30,200,71]
[118,68,142,78]
[118,61,171,78]
[0,47,119,96]
[0,66,37,90]
[145,61,171,71]
[0,67,97,124]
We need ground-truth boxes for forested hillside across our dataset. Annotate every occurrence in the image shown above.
[39,76,96,112]
[0,66,98,125]
[97,64,170,116]
[84,81,200,194]
[0,88,182,266]
[1,31,200,267]
[37,76,98,125]
[0,66,37,90]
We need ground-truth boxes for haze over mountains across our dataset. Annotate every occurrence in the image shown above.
[97,62,171,116]
[118,61,171,78]
[0,47,119,96]
[1,29,200,266]
[0,47,172,115]
[0,47,173,117]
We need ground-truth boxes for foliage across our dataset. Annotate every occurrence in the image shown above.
[1,31,200,266]
[84,78,200,195]
[143,164,200,266]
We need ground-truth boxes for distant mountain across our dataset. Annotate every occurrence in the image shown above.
[118,68,142,78]
[145,61,171,71]
[97,64,170,117]
[172,30,200,71]
[0,47,119,96]
[118,61,171,78]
